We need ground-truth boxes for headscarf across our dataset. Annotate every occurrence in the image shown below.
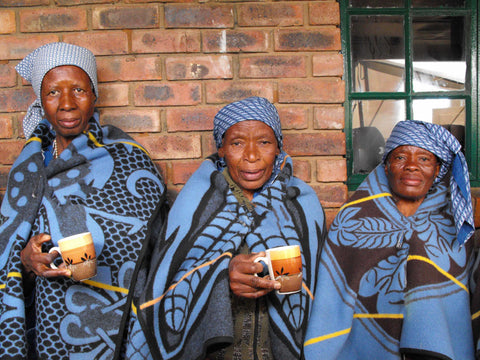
[213,96,286,187]
[15,42,98,139]
[213,96,283,150]
[383,120,474,245]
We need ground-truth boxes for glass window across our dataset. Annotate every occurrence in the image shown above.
[342,1,477,189]
[412,16,467,92]
[411,0,466,7]
[350,0,404,8]
[352,100,406,174]
[351,15,405,92]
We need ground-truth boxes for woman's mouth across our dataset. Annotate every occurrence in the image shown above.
[58,118,80,128]
[241,169,264,181]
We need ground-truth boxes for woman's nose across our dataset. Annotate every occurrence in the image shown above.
[244,142,259,161]
[59,92,75,110]
[404,157,419,170]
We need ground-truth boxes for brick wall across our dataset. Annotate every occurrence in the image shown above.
[0,0,346,226]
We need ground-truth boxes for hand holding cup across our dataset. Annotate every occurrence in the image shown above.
[254,245,303,295]
[49,232,97,281]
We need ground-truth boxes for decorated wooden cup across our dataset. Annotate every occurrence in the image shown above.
[49,232,97,281]
[254,245,303,295]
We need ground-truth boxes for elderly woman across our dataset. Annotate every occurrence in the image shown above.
[304,120,475,360]
[125,97,326,359]
[0,42,167,359]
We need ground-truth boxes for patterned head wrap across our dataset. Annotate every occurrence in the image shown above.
[383,120,474,245]
[213,97,283,150]
[15,42,98,139]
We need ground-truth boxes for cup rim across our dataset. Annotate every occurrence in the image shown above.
[266,244,300,253]
[58,232,92,243]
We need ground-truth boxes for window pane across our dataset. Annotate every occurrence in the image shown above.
[349,0,404,7]
[412,98,466,149]
[412,0,465,7]
[352,100,406,174]
[412,16,467,92]
[351,16,405,92]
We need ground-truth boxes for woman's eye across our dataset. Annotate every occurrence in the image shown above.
[47,90,59,96]
[74,88,85,94]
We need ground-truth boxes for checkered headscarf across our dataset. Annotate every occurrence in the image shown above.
[383,120,474,245]
[15,42,98,139]
[213,97,283,150]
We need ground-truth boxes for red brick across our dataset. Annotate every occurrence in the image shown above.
[292,159,311,183]
[237,3,303,27]
[166,106,221,132]
[309,2,340,26]
[205,81,274,104]
[56,0,113,4]
[0,114,14,139]
[93,6,159,29]
[278,107,308,130]
[166,55,232,80]
[97,56,162,82]
[316,158,347,182]
[0,35,59,60]
[278,79,345,103]
[0,0,48,6]
[311,183,348,208]
[314,106,345,130]
[153,161,168,184]
[313,53,344,77]
[0,166,11,192]
[99,108,160,132]
[0,140,24,165]
[202,133,217,156]
[134,83,201,106]
[20,8,87,32]
[63,32,128,55]
[0,63,16,87]
[171,160,203,185]
[324,208,338,229]
[239,55,306,79]
[203,30,269,53]
[133,133,202,160]
[132,30,201,53]
[0,11,15,34]
[165,4,234,28]
[97,83,129,107]
[283,132,345,156]
[0,88,35,112]
[275,28,341,51]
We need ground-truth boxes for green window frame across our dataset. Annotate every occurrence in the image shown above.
[341,0,479,190]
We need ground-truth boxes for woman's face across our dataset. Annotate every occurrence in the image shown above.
[218,120,280,200]
[385,145,440,204]
[41,65,96,143]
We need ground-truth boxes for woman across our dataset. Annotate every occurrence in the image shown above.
[125,97,326,359]
[0,42,167,359]
[304,120,475,360]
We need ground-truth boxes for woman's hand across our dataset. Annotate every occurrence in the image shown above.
[20,233,71,278]
[229,252,281,298]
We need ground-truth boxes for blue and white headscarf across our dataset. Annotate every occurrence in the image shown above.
[15,42,98,139]
[213,96,283,150]
[383,120,474,245]
[213,96,286,185]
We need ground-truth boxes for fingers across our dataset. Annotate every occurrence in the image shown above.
[229,253,281,299]
[21,233,71,278]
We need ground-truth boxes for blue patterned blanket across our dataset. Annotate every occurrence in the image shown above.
[0,114,166,359]
[304,165,474,360]
[129,154,325,360]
